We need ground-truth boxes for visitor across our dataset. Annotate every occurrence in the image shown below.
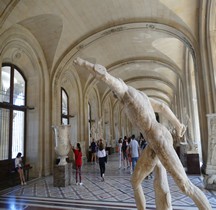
[97,140,107,181]
[122,136,129,169]
[90,139,96,164]
[15,152,26,185]
[71,143,83,185]
[129,135,140,172]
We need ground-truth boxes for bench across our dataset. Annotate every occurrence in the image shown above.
[0,159,32,190]
[8,164,32,185]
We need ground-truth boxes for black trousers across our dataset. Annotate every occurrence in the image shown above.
[99,157,106,177]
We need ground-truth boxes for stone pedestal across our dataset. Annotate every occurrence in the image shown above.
[206,114,216,174]
[186,153,200,174]
[204,114,216,189]
[53,163,72,187]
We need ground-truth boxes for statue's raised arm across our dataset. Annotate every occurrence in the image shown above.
[74,57,186,138]
[74,57,128,100]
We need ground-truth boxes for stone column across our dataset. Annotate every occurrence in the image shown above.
[204,114,216,190]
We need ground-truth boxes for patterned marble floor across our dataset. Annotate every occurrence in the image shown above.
[0,154,216,210]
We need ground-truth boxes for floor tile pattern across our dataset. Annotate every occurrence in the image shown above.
[0,154,216,210]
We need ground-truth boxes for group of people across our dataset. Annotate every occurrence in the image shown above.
[72,132,150,187]
[119,134,146,175]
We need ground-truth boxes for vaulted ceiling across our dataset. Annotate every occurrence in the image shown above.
[0,0,200,107]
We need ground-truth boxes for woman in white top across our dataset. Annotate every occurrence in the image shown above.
[15,152,26,185]
[97,140,107,181]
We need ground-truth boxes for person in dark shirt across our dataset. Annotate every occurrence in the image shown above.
[90,139,97,164]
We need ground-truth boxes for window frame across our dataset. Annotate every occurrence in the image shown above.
[0,63,27,162]
[61,88,69,125]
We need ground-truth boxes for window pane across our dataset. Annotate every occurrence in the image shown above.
[62,118,68,125]
[13,69,25,106]
[62,90,68,115]
[12,110,24,158]
[0,66,11,103]
[0,108,9,160]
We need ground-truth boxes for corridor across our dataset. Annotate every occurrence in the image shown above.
[0,153,216,210]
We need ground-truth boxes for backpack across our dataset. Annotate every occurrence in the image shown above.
[122,140,127,152]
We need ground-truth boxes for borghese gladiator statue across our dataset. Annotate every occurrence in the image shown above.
[74,57,212,210]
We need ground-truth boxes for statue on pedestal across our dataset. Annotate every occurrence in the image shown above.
[74,57,212,210]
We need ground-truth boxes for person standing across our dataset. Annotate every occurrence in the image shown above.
[122,136,129,169]
[97,140,107,181]
[90,139,97,164]
[129,135,140,172]
[15,152,26,185]
[72,143,83,185]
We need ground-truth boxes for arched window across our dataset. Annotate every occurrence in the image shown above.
[61,88,69,125]
[0,64,27,160]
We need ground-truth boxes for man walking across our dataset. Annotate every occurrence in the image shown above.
[129,135,140,172]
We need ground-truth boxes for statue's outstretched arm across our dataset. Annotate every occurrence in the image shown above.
[74,57,128,99]
[149,98,186,137]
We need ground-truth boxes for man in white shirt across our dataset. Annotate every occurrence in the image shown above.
[129,135,139,172]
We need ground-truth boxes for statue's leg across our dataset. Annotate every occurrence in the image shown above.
[154,161,172,210]
[150,124,212,210]
[131,146,157,210]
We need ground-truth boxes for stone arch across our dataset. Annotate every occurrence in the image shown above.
[102,97,113,146]
[113,102,121,143]
[0,24,50,176]
[51,62,83,156]
[87,87,101,143]
[208,0,216,102]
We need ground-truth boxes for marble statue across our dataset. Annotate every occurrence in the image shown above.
[91,119,104,141]
[90,123,96,140]
[52,125,71,165]
[74,57,212,210]
[205,114,216,190]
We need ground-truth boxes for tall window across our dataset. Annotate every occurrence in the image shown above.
[88,102,92,146]
[0,64,26,160]
[61,88,69,125]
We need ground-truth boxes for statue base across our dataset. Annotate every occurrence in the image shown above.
[186,153,200,175]
[204,175,216,190]
[204,183,216,190]
[53,163,72,187]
